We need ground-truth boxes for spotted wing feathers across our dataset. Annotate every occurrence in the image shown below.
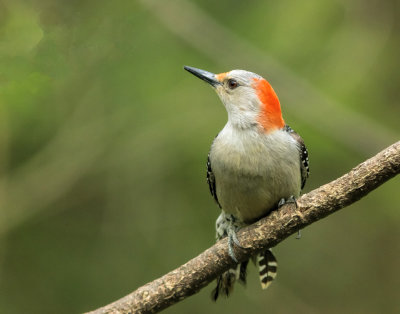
[207,150,221,208]
[284,125,309,190]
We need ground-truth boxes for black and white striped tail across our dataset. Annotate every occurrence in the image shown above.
[257,249,278,289]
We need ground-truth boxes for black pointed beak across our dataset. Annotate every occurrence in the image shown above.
[184,66,221,87]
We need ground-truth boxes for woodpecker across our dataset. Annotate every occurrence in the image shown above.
[184,66,309,300]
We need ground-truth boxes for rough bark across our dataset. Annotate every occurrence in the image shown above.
[86,141,400,314]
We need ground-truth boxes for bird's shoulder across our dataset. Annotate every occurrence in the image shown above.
[283,125,309,189]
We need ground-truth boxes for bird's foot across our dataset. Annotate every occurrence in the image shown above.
[228,227,244,263]
[216,212,248,263]
[278,195,297,208]
[278,196,302,239]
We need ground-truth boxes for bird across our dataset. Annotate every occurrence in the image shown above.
[184,65,309,301]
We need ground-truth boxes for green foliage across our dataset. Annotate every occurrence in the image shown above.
[0,0,399,313]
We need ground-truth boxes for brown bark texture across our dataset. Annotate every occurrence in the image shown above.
[86,141,400,314]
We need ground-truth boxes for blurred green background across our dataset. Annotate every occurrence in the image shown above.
[0,0,399,313]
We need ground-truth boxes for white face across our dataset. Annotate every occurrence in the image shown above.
[185,66,283,132]
[214,70,263,129]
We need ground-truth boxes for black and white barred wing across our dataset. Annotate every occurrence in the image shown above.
[284,125,309,190]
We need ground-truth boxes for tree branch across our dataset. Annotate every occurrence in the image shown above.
[86,141,400,314]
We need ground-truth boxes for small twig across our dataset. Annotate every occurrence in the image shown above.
[86,141,400,314]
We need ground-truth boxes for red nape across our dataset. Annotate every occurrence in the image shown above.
[253,78,285,132]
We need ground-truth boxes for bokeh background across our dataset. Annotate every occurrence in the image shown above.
[0,0,399,313]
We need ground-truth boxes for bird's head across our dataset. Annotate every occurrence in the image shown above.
[184,66,284,132]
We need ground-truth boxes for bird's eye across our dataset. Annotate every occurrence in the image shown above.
[227,79,238,89]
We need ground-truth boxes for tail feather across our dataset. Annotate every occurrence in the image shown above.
[212,250,277,301]
[211,267,238,301]
[211,260,250,301]
[257,249,278,289]
[238,260,249,284]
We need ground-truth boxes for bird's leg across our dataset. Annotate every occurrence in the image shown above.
[213,212,248,300]
[216,213,246,263]
[227,215,246,263]
[278,196,302,239]
[227,227,242,263]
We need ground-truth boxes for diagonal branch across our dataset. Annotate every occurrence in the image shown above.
[86,141,400,314]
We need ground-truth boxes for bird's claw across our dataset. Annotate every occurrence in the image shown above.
[228,235,239,263]
[229,228,243,248]
[227,226,246,263]
[278,195,298,208]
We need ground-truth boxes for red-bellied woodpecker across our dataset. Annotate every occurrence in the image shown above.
[184,66,309,300]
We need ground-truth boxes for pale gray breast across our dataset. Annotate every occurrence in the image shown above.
[210,128,301,223]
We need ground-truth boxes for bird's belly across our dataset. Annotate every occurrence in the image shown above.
[216,172,299,223]
[211,140,301,223]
